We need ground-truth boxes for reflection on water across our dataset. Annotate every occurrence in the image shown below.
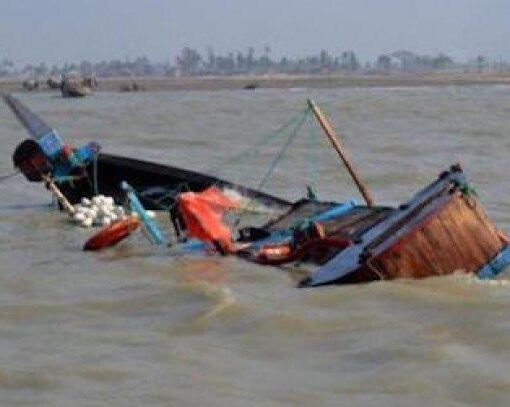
[0,86,509,405]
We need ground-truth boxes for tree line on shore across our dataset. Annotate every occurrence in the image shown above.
[1,48,508,78]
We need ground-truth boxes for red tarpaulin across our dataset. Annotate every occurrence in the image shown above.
[177,187,240,250]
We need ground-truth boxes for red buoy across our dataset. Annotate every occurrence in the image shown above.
[83,216,140,251]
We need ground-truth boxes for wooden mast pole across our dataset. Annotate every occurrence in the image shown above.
[307,99,374,207]
[42,174,76,215]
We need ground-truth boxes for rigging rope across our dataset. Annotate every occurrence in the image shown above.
[82,105,316,244]
[132,105,314,239]
[93,153,99,196]
[133,106,313,211]
[305,113,320,196]
[207,106,313,177]
[255,108,310,191]
[232,106,311,227]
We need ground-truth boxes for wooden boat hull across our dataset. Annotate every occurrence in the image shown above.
[300,165,510,286]
[3,94,291,212]
[56,152,291,210]
[366,193,503,280]
[6,94,509,285]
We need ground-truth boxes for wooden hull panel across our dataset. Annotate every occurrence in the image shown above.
[300,166,509,287]
[369,194,503,280]
[56,153,291,211]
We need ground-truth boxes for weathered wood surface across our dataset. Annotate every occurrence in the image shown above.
[368,192,503,280]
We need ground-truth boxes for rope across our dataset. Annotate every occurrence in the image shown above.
[80,106,317,246]
[133,106,313,213]
[256,109,310,190]
[133,106,313,237]
[306,113,320,196]
[93,154,99,195]
[208,106,312,177]
[0,169,20,182]
[232,107,311,227]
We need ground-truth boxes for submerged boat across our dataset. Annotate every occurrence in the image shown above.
[172,165,510,286]
[169,101,510,286]
[3,93,291,211]
[4,93,509,286]
[246,166,509,286]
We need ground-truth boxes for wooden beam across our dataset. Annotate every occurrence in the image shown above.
[42,175,75,215]
[307,99,374,207]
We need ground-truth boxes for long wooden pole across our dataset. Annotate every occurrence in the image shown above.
[42,175,76,215]
[307,99,374,207]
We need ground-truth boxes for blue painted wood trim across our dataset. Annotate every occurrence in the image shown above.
[477,245,510,279]
[121,181,166,245]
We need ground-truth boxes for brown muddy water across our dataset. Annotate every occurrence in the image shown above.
[1,87,510,406]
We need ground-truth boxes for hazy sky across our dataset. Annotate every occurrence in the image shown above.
[0,0,508,66]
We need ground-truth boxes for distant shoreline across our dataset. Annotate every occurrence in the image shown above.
[2,73,510,93]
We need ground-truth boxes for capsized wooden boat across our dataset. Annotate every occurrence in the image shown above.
[4,93,291,211]
[57,152,291,210]
[171,165,510,285]
[5,93,509,285]
[181,164,509,285]
[170,100,510,285]
[295,101,509,285]
[234,198,389,266]
[294,164,510,286]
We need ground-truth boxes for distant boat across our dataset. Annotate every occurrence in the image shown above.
[22,78,39,91]
[61,77,88,97]
[47,77,62,90]
[120,81,145,92]
[243,82,259,90]
[81,76,98,89]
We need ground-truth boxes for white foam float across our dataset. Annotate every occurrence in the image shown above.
[71,195,154,228]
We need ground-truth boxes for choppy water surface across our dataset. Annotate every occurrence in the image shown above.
[1,86,510,406]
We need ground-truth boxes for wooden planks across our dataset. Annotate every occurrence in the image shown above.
[369,193,504,281]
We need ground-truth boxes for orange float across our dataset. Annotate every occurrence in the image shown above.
[83,216,140,251]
